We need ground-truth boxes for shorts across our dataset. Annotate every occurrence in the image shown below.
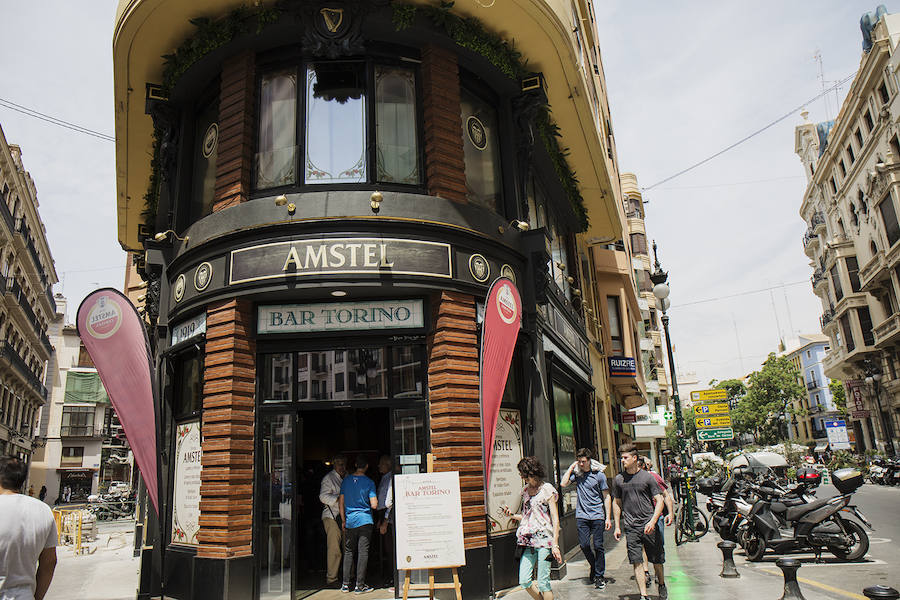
[625,525,665,565]
[518,546,552,592]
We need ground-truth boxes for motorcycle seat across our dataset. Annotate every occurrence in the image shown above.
[785,497,829,521]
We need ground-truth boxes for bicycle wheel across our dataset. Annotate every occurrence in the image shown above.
[674,506,685,546]
[691,508,709,538]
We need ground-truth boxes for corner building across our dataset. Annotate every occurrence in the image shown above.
[112,1,622,598]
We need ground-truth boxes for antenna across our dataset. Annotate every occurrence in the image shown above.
[770,289,784,348]
[732,313,745,374]
[814,49,832,121]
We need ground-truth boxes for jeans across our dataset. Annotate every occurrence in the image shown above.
[518,546,552,592]
[343,524,373,586]
[576,518,606,580]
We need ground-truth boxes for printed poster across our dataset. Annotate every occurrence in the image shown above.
[395,471,466,569]
[487,409,524,536]
[171,420,202,545]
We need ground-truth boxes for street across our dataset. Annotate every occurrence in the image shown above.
[48,519,139,600]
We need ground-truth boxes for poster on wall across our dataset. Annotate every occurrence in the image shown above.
[395,471,466,569]
[487,409,524,537]
[171,420,202,545]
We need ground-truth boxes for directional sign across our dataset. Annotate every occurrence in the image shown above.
[825,419,852,450]
[693,403,729,416]
[697,427,734,441]
[691,389,727,402]
[695,415,732,429]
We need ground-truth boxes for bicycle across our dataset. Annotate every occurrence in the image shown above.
[673,503,709,545]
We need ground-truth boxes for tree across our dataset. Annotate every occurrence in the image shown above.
[733,353,804,445]
[830,379,848,416]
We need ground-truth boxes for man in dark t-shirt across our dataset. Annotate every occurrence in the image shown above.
[612,443,666,600]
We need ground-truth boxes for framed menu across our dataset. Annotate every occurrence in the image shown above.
[395,471,465,569]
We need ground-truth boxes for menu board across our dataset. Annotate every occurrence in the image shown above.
[487,409,524,536]
[395,471,466,569]
[171,420,202,545]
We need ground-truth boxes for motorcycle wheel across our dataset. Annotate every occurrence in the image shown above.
[828,520,869,561]
[744,529,767,561]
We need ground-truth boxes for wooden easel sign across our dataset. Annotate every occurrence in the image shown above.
[395,464,465,600]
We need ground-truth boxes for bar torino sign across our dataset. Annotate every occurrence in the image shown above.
[258,300,425,334]
[230,237,452,285]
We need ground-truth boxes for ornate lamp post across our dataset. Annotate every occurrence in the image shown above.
[649,242,696,536]
[863,361,895,456]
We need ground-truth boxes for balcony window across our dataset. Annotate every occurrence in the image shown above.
[61,406,94,437]
[840,314,855,352]
[64,371,108,404]
[830,265,843,301]
[879,81,890,105]
[460,88,502,211]
[256,69,298,189]
[607,296,624,354]
[858,307,875,346]
[305,62,367,184]
[864,109,874,132]
[630,232,648,255]
[879,196,900,247]
[846,144,855,164]
[375,66,420,184]
[846,256,861,293]
[60,446,84,467]
[855,128,864,147]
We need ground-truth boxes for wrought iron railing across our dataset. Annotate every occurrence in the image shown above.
[0,341,47,400]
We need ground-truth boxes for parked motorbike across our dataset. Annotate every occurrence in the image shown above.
[741,468,871,562]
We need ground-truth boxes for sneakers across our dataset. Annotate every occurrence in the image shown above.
[594,579,606,590]
[658,583,668,599]
[340,584,351,593]
[354,584,374,594]
[640,596,651,600]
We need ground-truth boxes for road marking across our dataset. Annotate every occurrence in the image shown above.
[748,555,885,567]
[868,537,892,544]
[761,568,867,599]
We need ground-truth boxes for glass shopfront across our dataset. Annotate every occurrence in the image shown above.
[256,342,427,599]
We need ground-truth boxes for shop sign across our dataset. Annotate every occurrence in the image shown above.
[621,411,637,424]
[258,300,424,334]
[395,471,466,569]
[230,238,452,285]
[609,356,636,377]
[851,409,871,419]
[170,313,207,346]
[171,420,202,546]
[487,409,524,537]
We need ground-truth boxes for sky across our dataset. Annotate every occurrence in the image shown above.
[0,1,889,385]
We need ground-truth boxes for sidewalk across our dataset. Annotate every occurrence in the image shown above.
[47,519,140,600]
[501,528,842,600]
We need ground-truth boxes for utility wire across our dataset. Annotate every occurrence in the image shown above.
[0,97,115,142]
[671,280,808,309]
[642,72,856,192]
[655,175,805,191]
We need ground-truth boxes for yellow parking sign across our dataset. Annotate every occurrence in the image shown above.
[693,403,729,416]
[695,415,732,428]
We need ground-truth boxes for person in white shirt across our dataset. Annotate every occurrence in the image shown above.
[318,455,347,587]
[0,456,57,600]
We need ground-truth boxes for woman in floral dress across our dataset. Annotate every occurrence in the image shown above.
[504,456,562,600]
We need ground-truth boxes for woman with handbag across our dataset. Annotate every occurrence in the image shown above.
[503,456,562,600]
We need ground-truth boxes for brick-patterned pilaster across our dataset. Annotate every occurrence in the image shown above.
[421,45,468,204]
[197,299,256,558]
[427,291,487,549]
[214,51,256,212]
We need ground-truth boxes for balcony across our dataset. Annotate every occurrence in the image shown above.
[811,268,827,294]
[874,312,900,347]
[803,229,820,257]
[3,278,51,358]
[820,307,836,330]
[859,250,887,292]
[0,341,47,401]
[60,425,95,438]
[0,199,14,237]
[806,380,819,391]
[14,219,49,289]
[811,211,826,235]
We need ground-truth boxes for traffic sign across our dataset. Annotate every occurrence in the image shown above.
[695,415,732,429]
[697,427,734,441]
[693,403,729,415]
[825,419,852,450]
[691,389,727,402]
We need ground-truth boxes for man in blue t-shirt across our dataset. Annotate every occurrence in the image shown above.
[339,455,378,593]
[561,448,611,590]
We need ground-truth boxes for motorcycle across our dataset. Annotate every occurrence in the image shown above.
[741,468,871,562]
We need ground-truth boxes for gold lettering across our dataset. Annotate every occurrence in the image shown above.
[329,245,346,267]
[364,244,378,267]
[345,243,362,267]
[379,244,394,267]
[304,245,327,269]
[282,246,301,271]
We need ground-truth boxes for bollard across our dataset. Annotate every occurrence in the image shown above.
[776,558,806,600]
[863,586,900,599]
[717,541,740,578]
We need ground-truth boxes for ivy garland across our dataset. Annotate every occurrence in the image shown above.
[393,1,588,230]
[141,134,161,235]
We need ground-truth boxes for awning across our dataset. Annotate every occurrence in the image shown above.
[813,443,828,452]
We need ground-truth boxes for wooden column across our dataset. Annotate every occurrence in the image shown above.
[214,51,256,213]
[427,291,487,549]
[420,45,468,204]
[197,299,256,558]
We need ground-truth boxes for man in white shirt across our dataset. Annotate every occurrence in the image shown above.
[0,456,57,600]
[318,455,347,587]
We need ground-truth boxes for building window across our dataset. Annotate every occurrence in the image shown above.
[806,350,811,358]
[630,232,648,255]
[839,160,846,178]
[375,66,420,184]
[460,87,502,212]
[847,144,855,164]
[306,62,367,184]
[173,350,203,419]
[60,406,94,437]
[830,265,844,301]
[840,314,855,352]
[606,296,624,354]
[261,353,293,402]
[255,68,298,189]
[551,381,577,515]
[846,256,861,293]
[879,81,890,105]
[858,307,875,346]
[831,177,838,194]
[190,97,219,221]
[879,196,900,247]
[855,128,864,147]
[60,446,85,467]
[864,109,874,132]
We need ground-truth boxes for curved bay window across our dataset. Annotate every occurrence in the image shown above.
[254,59,422,192]
[460,87,502,211]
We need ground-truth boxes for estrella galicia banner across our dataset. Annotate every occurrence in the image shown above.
[480,278,522,484]
[76,289,159,514]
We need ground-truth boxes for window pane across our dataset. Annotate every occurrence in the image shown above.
[391,345,423,398]
[297,348,387,401]
[552,383,577,514]
[460,89,501,211]
[191,99,219,220]
[256,69,297,189]
[306,63,367,184]
[376,66,420,184]
[879,197,900,247]
[174,352,202,418]
[262,353,293,402]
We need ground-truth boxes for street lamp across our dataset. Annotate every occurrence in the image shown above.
[864,369,895,456]
[649,241,697,538]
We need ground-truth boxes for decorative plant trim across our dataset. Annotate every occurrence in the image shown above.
[161,4,282,94]
[141,133,161,234]
[392,1,588,230]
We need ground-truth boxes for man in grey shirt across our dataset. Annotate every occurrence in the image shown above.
[612,443,665,600]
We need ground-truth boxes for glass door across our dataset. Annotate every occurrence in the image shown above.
[390,407,427,597]
[258,413,297,600]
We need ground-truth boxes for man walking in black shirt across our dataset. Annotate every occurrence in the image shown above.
[612,443,666,600]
